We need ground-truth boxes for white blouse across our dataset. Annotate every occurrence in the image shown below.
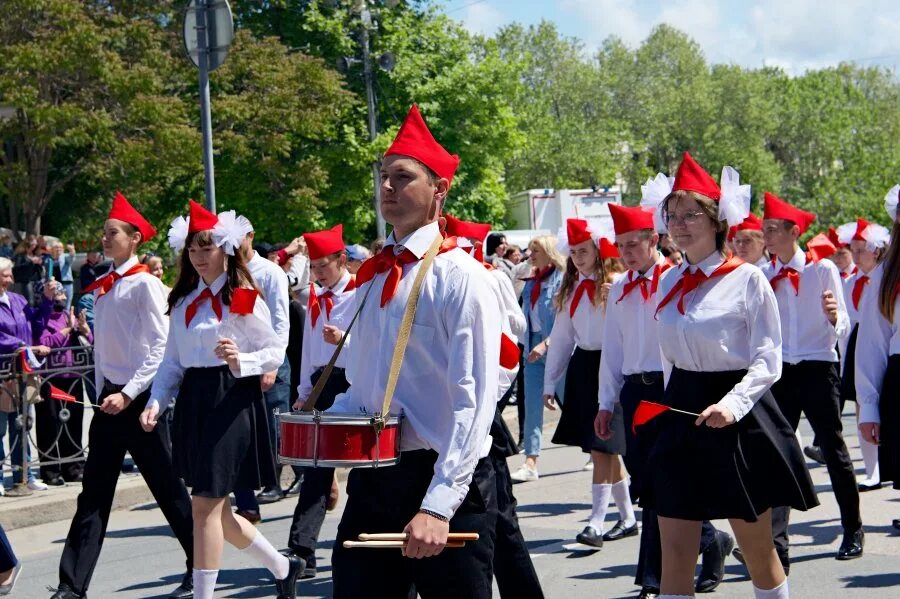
[149,272,286,413]
[543,274,604,396]
[657,251,783,421]
[855,263,900,424]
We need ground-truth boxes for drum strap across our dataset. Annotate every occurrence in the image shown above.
[301,234,443,414]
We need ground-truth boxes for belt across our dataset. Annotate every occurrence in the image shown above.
[103,381,126,393]
[623,371,663,385]
[313,366,345,376]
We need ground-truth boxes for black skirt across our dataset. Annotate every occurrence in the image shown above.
[552,348,625,454]
[173,366,277,497]
[642,367,818,522]
[840,324,860,403]
[879,355,900,488]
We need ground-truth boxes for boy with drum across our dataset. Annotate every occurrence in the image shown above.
[328,105,501,598]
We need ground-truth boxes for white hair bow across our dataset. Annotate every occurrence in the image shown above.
[640,173,673,234]
[718,166,751,228]
[167,216,189,252]
[884,184,899,221]
[213,211,254,256]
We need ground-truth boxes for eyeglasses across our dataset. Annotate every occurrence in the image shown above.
[665,211,707,227]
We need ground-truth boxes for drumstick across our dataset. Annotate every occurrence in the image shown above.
[343,540,467,549]
[358,533,480,542]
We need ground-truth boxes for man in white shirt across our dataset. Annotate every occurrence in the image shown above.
[329,105,500,598]
[597,204,732,598]
[761,191,863,565]
[53,193,193,599]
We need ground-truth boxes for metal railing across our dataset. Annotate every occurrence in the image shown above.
[1,346,96,496]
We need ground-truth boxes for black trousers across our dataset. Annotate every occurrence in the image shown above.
[621,376,719,589]
[770,361,861,553]
[37,377,85,481]
[332,450,497,598]
[58,387,194,594]
[287,367,349,565]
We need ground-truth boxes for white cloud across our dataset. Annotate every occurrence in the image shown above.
[459,2,508,36]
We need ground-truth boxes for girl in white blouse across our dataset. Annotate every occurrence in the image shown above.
[648,153,816,599]
[140,201,300,599]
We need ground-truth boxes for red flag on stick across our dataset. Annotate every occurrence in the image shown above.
[631,400,701,433]
[230,288,259,315]
[806,233,837,262]
[49,384,78,403]
[499,333,521,370]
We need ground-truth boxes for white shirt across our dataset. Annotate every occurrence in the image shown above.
[657,252,783,422]
[148,273,285,412]
[298,270,356,401]
[839,268,874,372]
[247,251,290,348]
[598,256,669,412]
[92,256,169,400]
[291,253,311,303]
[543,274,604,395]
[528,295,543,332]
[331,222,500,519]
[755,257,771,269]
[762,248,849,364]
[492,269,526,343]
[0,293,8,307]
[855,263,899,424]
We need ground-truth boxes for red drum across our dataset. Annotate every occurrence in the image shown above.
[278,412,402,468]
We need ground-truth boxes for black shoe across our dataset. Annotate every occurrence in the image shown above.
[167,571,193,598]
[803,445,826,465]
[836,528,864,560]
[602,520,639,541]
[732,546,790,576]
[575,526,603,548]
[893,518,900,531]
[256,485,284,504]
[235,508,262,524]
[858,481,882,492]
[48,584,85,599]
[274,554,305,599]
[696,530,734,593]
[516,440,525,454]
[284,476,303,496]
[638,587,659,599]
[45,475,66,487]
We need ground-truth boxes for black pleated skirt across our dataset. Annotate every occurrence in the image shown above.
[840,324,859,403]
[642,367,819,522]
[879,355,900,488]
[173,366,277,497]
[552,348,625,454]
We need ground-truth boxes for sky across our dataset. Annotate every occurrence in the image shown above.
[439,0,900,75]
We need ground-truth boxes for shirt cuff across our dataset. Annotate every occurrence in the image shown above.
[858,400,881,425]
[146,397,168,413]
[719,392,753,422]
[238,352,264,377]
[599,395,618,413]
[420,480,465,521]
[122,381,143,402]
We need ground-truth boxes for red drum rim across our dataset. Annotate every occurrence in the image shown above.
[277,456,402,468]
[278,412,402,426]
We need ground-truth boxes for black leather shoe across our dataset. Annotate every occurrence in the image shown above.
[732,546,790,576]
[836,528,864,560]
[256,485,284,504]
[48,584,85,598]
[858,481,882,492]
[275,554,305,599]
[575,526,603,548]
[893,518,900,530]
[803,445,826,465]
[167,571,193,598]
[638,587,659,599]
[284,476,303,496]
[45,475,66,487]
[696,530,733,593]
[602,520,639,541]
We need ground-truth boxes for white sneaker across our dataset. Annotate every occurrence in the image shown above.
[0,485,5,497]
[510,466,539,483]
[27,480,49,491]
[582,458,594,471]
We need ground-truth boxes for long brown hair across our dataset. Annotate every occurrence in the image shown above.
[878,220,900,323]
[555,245,610,312]
[167,230,258,315]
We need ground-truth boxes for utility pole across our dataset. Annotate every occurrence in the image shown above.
[358,2,387,238]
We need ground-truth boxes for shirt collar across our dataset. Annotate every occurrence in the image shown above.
[633,253,665,280]
[0,293,8,307]
[775,247,806,272]
[577,272,596,283]
[331,270,352,293]
[386,222,440,259]
[113,256,139,276]
[248,251,265,267]
[685,250,726,277]
[198,271,228,296]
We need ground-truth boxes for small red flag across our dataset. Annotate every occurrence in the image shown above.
[631,400,672,434]
[230,288,259,315]
[49,384,78,403]
[499,333,521,370]
[806,233,837,262]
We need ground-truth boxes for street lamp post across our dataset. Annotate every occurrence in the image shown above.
[358,4,387,239]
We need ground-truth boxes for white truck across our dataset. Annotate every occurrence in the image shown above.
[505,187,623,239]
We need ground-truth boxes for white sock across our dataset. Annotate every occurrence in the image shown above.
[192,569,219,599]
[611,479,637,527]
[858,427,881,483]
[241,531,290,579]
[589,483,612,532]
[754,579,789,598]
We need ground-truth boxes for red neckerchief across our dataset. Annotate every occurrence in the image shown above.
[617,263,671,303]
[852,275,870,311]
[842,266,858,280]
[655,257,743,317]
[82,263,150,298]
[185,288,222,326]
[524,266,555,309]
[770,267,800,295]
[569,279,596,318]
[355,237,458,308]
[308,276,356,327]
